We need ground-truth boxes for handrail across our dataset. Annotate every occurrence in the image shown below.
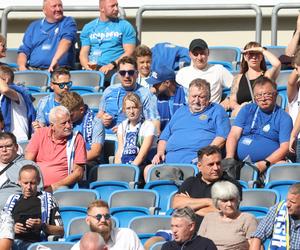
[1,5,126,39]
[136,4,262,44]
[271,3,300,46]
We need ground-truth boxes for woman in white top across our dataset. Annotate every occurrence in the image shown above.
[115,92,156,168]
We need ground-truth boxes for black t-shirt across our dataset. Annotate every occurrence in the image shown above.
[12,195,42,242]
[161,235,217,250]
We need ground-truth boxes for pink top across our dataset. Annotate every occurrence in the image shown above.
[26,127,87,187]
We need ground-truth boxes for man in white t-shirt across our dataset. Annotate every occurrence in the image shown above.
[71,200,144,250]
[0,65,36,140]
[176,39,233,106]
[0,211,14,250]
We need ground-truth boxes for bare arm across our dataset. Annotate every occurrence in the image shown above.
[48,39,72,72]
[229,74,242,110]
[115,130,124,164]
[0,239,12,250]
[262,49,281,80]
[79,45,92,70]
[43,224,64,236]
[0,75,20,102]
[249,238,262,250]
[286,14,300,56]
[25,151,37,161]
[226,126,243,158]
[290,112,300,153]
[287,69,299,103]
[210,136,226,148]
[133,135,154,166]
[152,140,167,164]
[17,52,28,71]
[87,143,103,162]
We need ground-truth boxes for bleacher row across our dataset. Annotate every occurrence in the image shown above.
[24,162,300,249]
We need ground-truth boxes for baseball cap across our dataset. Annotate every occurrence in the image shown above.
[146,66,175,86]
[189,39,208,51]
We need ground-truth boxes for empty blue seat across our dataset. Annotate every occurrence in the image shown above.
[14,70,50,93]
[70,70,105,93]
[28,242,74,250]
[265,180,300,200]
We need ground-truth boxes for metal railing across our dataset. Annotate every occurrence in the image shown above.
[271,3,300,46]
[1,5,126,39]
[136,4,262,44]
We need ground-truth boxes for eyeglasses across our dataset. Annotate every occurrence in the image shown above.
[88,213,111,221]
[118,70,136,77]
[0,144,14,150]
[52,81,73,89]
[254,92,276,100]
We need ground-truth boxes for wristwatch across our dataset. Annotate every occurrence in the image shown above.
[110,61,117,69]
[263,159,271,168]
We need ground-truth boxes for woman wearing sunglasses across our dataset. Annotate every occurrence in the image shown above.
[114,92,156,176]
[229,41,281,117]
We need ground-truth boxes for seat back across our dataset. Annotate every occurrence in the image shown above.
[208,46,241,70]
[53,189,99,207]
[265,180,300,200]
[240,189,279,208]
[239,162,258,183]
[129,215,171,234]
[32,92,49,109]
[264,46,286,58]
[14,71,50,91]
[28,242,74,250]
[265,164,300,183]
[110,72,121,85]
[70,70,105,92]
[81,93,102,114]
[276,70,292,87]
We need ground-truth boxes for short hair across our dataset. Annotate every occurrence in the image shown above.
[117,56,137,70]
[197,145,221,162]
[172,207,197,224]
[60,92,84,112]
[134,45,152,58]
[0,34,6,47]
[87,200,109,213]
[252,76,277,92]
[288,183,300,195]
[122,92,142,113]
[80,232,106,250]
[0,65,14,83]
[49,106,70,124]
[18,164,41,184]
[50,67,70,82]
[188,78,211,100]
[211,181,240,208]
[0,132,17,145]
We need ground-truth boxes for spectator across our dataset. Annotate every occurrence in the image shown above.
[172,146,242,230]
[199,181,257,250]
[286,13,300,57]
[226,77,293,174]
[161,207,217,250]
[0,132,43,209]
[250,183,300,250]
[134,45,152,88]
[4,165,63,250]
[71,200,144,250]
[98,56,159,133]
[34,67,72,128]
[0,211,14,250]
[80,232,108,250]
[229,41,281,117]
[176,38,233,106]
[151,78,230,165]
[0,35,7,65]
[146,65,187,131]
[114,93,156,174]
[0,65,36,141]
[79,0,136,82]
[25,106,86,192]
[60,92,105,163]
[17,0,77,71]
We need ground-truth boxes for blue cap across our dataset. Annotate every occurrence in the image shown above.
[146,66,176,86]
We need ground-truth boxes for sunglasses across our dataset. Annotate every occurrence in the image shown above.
[88,213,111,221]
[52,81,73,89]
[118,70,136,77]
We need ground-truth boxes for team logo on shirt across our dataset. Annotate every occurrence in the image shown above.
[199,114,208,120]
[263,124,270,132]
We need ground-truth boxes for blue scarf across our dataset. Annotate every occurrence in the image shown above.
[1,84,36,138]
[157,84,186,131]
[269,200,290,250]
[82,107,94,150]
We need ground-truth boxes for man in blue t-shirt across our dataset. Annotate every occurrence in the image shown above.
[226,76,293,174]
[146,65,187,131]
[17,0,77,71]
[79,0,136,81]
[152,78,230,164]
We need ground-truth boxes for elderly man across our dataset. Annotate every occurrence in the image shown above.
[4,165,64,250]
[80,0,136,80]
[34,67,72,128]
[71,200,144,250]
[98,56,159,133]
[250,183,300,250]
[17,0,77,71]
[146,65,187,131]
[0,132,42,209]
[80,232,107,250]
[25,106,86,192]
[172,146,241,230]
[161,207,216,250]
[176,38,233,106]
[226,76,293,174]
[152,78,230,165]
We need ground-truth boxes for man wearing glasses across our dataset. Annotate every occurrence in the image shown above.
[226,77,293,174]
[98,56,159,133]
[71,200,144,250]
[34,67,72,129]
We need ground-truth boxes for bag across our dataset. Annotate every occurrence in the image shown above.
[221,158,243,180]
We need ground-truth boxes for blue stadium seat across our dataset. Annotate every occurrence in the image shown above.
[69,70,105,93]
[265,180,300,200]
[0,48,18,68]
[110,72,121,85]
[208,61,235,71]
[240,206,269,217]
[14,70,50,93]
[28,242,74,250]
[81,93,102,114]
[150,241,166,250]
[264,45,286,67]
[208,46,241,71]
[31,92,49,109]
[265,163,300,184]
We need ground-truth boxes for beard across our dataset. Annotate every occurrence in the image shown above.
[89,221,111,236]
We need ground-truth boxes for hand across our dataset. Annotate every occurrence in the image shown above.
[152,152,165,165]
[101,112,113,127]
[243,47,264,54]
[26,218,42,231]
[44,185,53,193]
[18,65,28,71]
[111,126,118,134]
[32,120,44,130]
[48,59,58,72]
[255,161,268,173]
[14,222,27,234]
[99,63,115,75]
[289,136,297,154]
